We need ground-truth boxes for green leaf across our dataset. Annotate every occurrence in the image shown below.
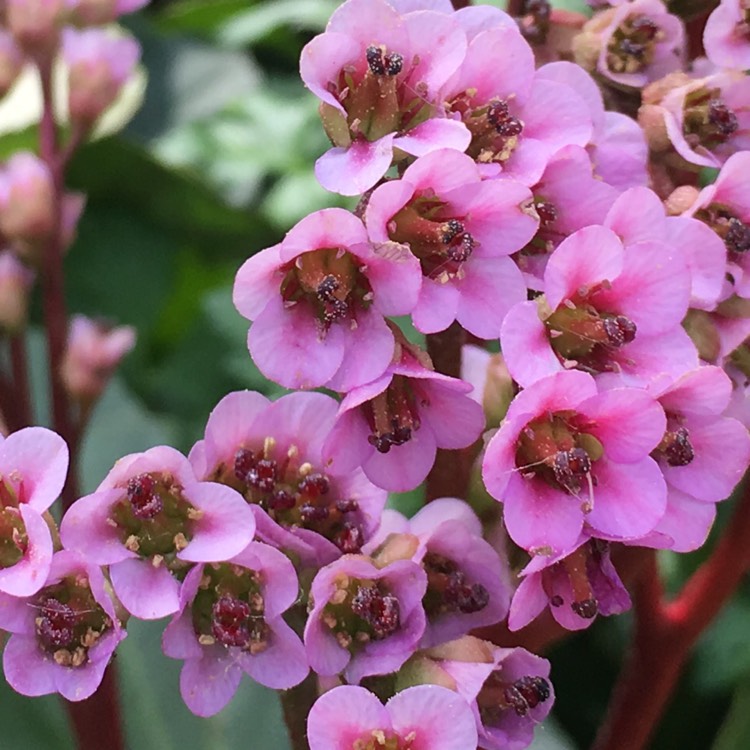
[155,0,255,37]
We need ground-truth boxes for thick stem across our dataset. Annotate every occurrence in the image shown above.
[451,0,472,8]
[592,479,750,750]
[37,60,78,509]
[65,667,126,750]
[425,323,471,501]
[10,334,32,427]
[280,674,319,750]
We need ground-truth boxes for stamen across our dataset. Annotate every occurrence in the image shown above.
[660,426,695,466]
[350,585,400,639]
[126,473,162,519]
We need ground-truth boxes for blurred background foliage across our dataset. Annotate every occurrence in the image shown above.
[2,1,748,748]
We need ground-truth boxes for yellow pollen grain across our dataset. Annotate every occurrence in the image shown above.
[335,632,353,649]
[198,634,216,646]
[299,462,313,477]
[187,508,204,521]
[287,445,299,460]
[331,588,348,605]
[173,533,189,551]
[151,554,164,568]
[53,649,73,667]
[263,437,276,457]
[125,535,140,553]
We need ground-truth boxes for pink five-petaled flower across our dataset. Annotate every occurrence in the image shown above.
[323,351,485,492]
[307,684,478,750]
[304,554,427,684]
[363,498,512,646]
[508,536,631,632]
[436,642,553,750]
[0,550,126,701]
[365,148,535,338]
[300,0,471,195]
[188,390,387,567]
[0,427,67,597]
[575,0,684,90]
[501,224,695,389]
[234,208,422,392]
[162,541,308,717]
[646,366,750,552]
[440,20,593,186]
[60,446,255,619]
[704,0,750,71]
[482,370,667,555]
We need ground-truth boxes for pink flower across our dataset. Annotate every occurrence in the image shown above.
[501,225,696,389]
[682,151,750,300]
[63,27,141,126]
[233,208,422,391]
[576,0,685,90]
[307,684,478,750]
[162,541,308,716]
[704,0,750,71]
[300,0,471,195]
[364,498,512,646]
[6,0,76,54]
[646,366,750,551]
[440,23,593,185]
[60,315,136,403]
[438,643,554,750]
[508,537,631,631]
[0,550,126,701]
[0,152,55,244]
[189,390,387,567]
[304,554,427,684]
[365,148,536,337]
[60,446,255,619]
[0,427,67,596]
[323,352,485,492]
[0,250,34,332]
[482,370,667,554]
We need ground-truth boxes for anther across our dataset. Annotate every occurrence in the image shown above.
[298,473,330,498]
[726,217,750,254]
[211,595,252,648]
[126,473,162,519]
[36,597,78,650]
[535,200,558,226]
[335,522,364,553]
[504,676,552,716]
[571,598,598,619]
[708,99,738,140]
[552,447,592,495]
[233,448,257,483]
[661,427,695,466]
[351,585,400,639]
[603,315,637,347]
[246,459,278,493]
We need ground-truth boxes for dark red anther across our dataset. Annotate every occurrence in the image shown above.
[708,99,739,140]
[513,676,552,711]
[126,473,163,519]
[726,217,750,254]
[233,448,257,482]
[268,489,296,511]
[368,433,393,453]
[246,459,278,493]
[487,100,510,128]
[552,447,592,495]
[571,598,599,619]
[445,572,490,614]
[316,275,339,302]
[390,424,413,446]
[335,522,364,553]
[662,427,695,467]
[351,585,400,639]
[441,219,465,244]
[550,594,564,607]
[35,597,78,650]
[535,200,558,226]
[446,232,475,263]
[300,503,330,523]
[497,116,523,138]
[603,315,637,347]
[298,473,330,498]
[336,498,359,514]
[366,45,402,77]
[211,595,252,648]
[384,51,403,76]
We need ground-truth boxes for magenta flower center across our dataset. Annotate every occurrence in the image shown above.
[0,477,28,567]
[684,89,739,147]
[323,578,401,650]
[390,194,476,280]
[516,411,603,502]
[478,672,552,724]
[544,287,638,373]
[109,471,197,560]
[606,14,662,74]
[192,563,268,653]
[423,552,490,617]
[33,577,112,668]
[363,375,422,455]
[219,443,364,553]
[281,247,374,331]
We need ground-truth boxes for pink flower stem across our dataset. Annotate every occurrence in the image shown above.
[36,59,125,750]
[592,476,750,750]
[10,333,32,427]
[425,323,473,501]
[36,58,78,511]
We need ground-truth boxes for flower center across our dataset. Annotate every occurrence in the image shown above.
[606,14,662,74]
[362,375,422,454]
[654,425,694,466]
[321,576,401,651]
[33,576,112,668]
[546,543,601,618]
[191,563,268,653]
[0,475,29,569]
[353,730,413,750]
[697,205,750,258]
[515,411,603,503]
[448,95,524,165]
[109,472,197,561]
[543,287,637,373]
[683,89,738,148]
[422,552,489,617]
[389,194,476,281]
[281,248,374,333]
[477,672,552,725]
[213,440,364,553]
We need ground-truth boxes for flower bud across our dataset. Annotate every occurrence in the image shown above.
[0,250,34,333]
[0,31,24,96]
[61,316,136,404]
[0,153,55,244]
[665,185,700,215]
[72,0,149,25]
[62,28,140,127]
[7,0,75,57]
